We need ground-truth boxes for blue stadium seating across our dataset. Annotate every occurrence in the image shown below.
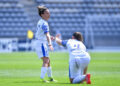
[0,0,120,47]
[0,0,34,38]
[35,0,120,47]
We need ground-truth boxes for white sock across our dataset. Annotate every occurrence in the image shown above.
[72,75,86,84]
[40,67,48,79]
[47,67,52,78]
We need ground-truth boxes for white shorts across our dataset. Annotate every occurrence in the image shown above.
[35,40,49,59]
[69,57,90,78]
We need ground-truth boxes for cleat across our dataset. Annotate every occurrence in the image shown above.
[86,74,91,84]
[48,77,57,82]
[40,78,49,83]
[43,80,50,83]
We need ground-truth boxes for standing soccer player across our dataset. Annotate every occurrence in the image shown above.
[53,32,91,84]
[35,6,55,82]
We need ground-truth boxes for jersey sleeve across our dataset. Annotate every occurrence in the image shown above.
[65,39,72,48]
[42,23,49,34]
[61,40,68,47]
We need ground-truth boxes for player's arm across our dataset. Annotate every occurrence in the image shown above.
[45,32,52,46]
[42,23,53,50]
[55,34,67,47]
[45,32,53,51]
[55,37,62,46]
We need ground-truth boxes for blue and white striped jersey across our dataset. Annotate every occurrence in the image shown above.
[35,19,49,43]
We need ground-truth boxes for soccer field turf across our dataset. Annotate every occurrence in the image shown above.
[0,52,120,86]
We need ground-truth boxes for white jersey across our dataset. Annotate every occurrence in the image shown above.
[62,39,90,62]
[35,18,49,44]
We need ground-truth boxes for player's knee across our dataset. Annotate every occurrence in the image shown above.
[43,57,50,64]
[43,60,49,64]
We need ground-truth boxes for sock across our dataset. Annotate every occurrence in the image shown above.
[40,67,48,79]
[47,67,53,78]
[72,75,86,84]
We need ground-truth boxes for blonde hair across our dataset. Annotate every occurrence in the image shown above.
[37,5,48,16]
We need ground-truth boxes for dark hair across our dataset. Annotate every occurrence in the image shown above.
[37,6,47,16]
[73,32,83,42]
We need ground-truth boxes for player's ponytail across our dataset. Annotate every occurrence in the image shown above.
[73,32,83,42]
[37,5,47,16]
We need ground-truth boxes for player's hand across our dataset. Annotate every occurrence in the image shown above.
[49,45,54,51]
[51,36,55,40]
[56,34,61,38]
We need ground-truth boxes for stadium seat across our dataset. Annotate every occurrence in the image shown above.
[0,0,33,38]
[1,0,120,47]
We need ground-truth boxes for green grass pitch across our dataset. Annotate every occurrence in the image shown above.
[0,52,120,86]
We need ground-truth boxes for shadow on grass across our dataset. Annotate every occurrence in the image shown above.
[15,81,74,85]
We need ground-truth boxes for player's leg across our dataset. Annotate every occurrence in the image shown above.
[35,42,49,82]
[42,44,56,82]
[69,59,79,83]
[42,57,49,67]
[41,43,52,82]
[40,57,50,82]
[69,64,74,83]
[72,75,86,84]
[83,66,91,84]
[47,60,52,78]
[72,58,86,84]
[47,59,56,82]
[69,78,73,83]
[84,66,88,75]
[79,57,91,84]
[82,58,91,84]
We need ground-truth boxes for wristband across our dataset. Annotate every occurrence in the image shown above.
[48,44,52,46]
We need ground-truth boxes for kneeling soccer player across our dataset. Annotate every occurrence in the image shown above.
[53,32,91,84]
